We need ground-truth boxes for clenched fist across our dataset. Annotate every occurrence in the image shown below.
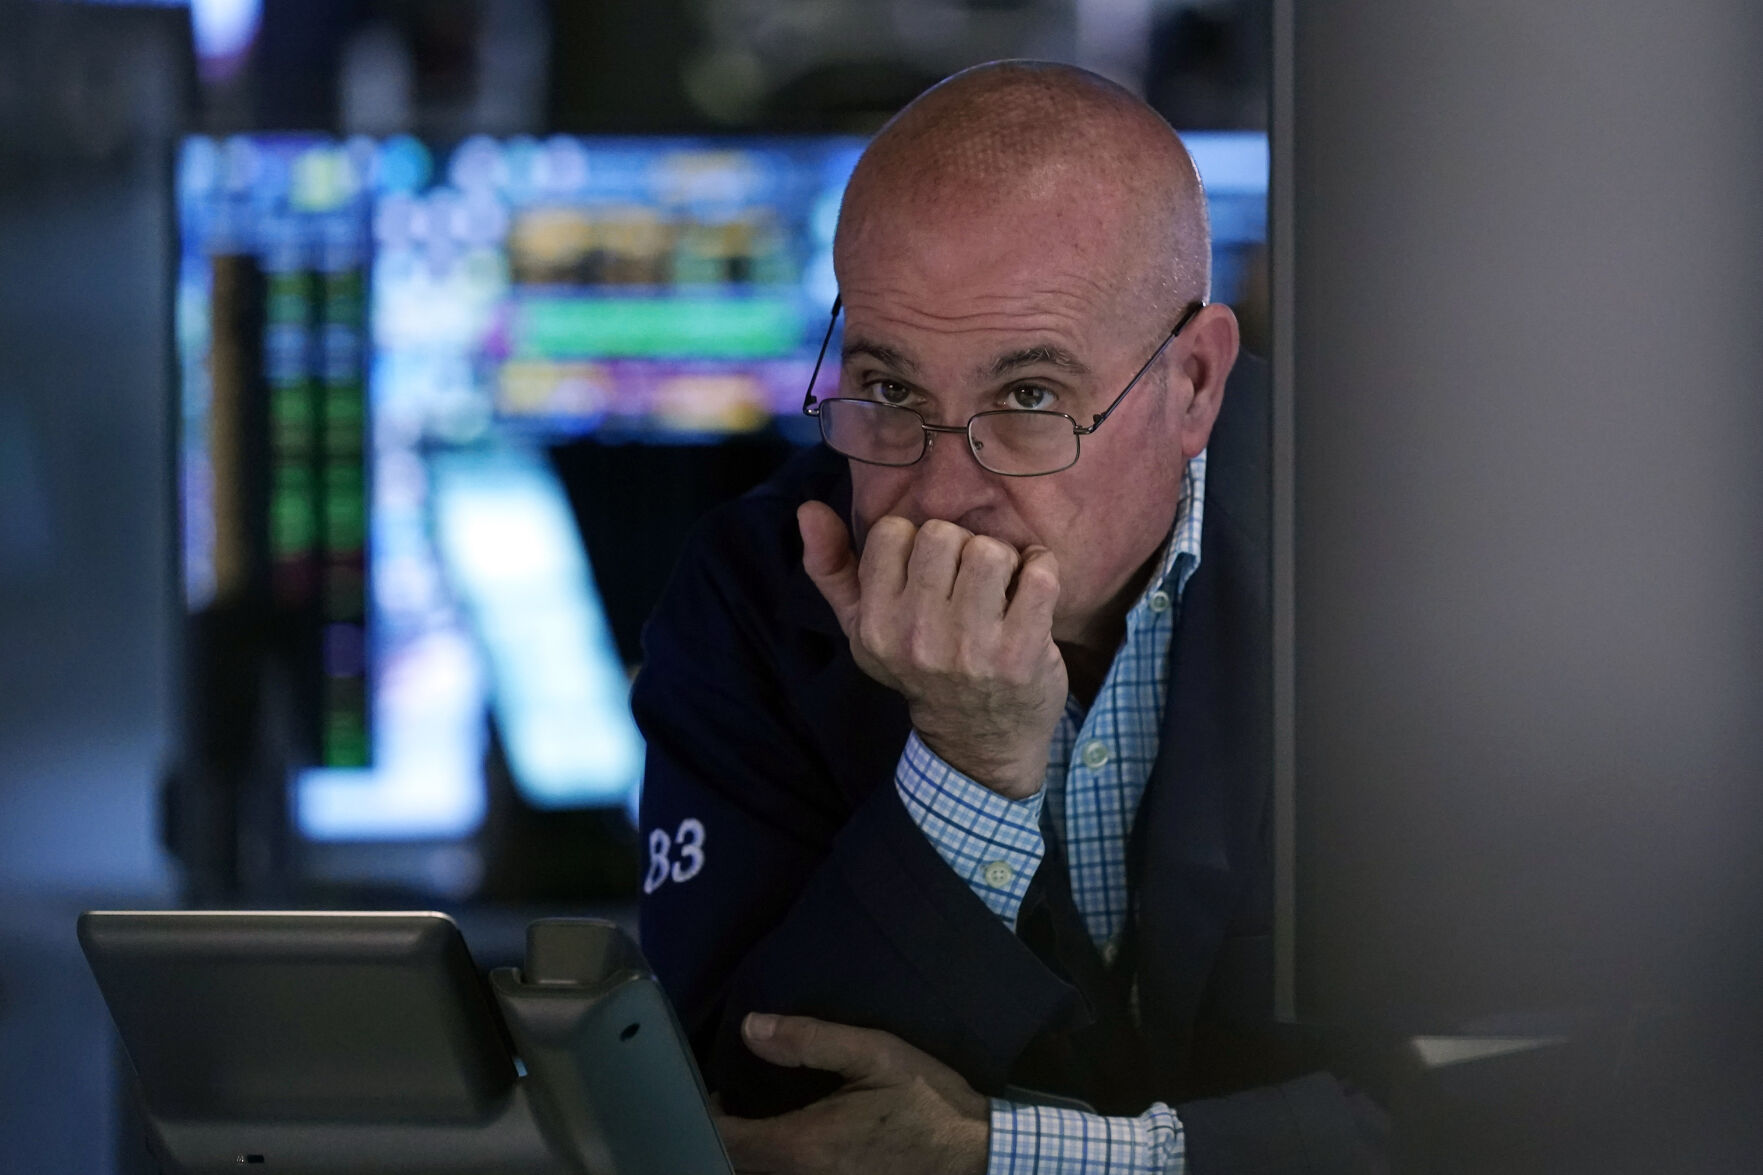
[798,500,1066,800]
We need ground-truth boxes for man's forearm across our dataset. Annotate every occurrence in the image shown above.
[710,778,1081,1117]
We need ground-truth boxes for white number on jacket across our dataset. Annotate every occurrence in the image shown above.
[644,818,707,893]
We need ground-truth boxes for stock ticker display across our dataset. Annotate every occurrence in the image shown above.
[177,133,862,843]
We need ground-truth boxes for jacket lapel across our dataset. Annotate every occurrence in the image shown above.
[1130,354,1276,1100]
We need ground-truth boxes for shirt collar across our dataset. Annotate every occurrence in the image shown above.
[1133,448,1207,614]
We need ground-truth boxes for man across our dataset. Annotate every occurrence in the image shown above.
[633,61,1380,1173]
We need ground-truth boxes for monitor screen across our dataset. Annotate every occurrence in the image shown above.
[174,130,1266,851]
[176,133,862,844]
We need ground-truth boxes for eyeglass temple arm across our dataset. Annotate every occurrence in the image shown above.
[801,297,843,414]
[1075,301,1205,435]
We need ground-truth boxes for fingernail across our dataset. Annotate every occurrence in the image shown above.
[744,1013,778,1041]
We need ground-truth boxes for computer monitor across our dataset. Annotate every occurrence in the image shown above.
[175,134,864,857]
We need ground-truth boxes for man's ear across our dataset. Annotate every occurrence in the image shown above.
[1175,303,1239,459]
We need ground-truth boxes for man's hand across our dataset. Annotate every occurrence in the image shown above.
[798,501,1066,799]
[714,1013,990,1175]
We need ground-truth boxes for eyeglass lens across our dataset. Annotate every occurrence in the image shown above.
[817,400,1079,475]
[819,400,925,466]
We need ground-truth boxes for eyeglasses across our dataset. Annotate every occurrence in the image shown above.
[800,298,1203,477]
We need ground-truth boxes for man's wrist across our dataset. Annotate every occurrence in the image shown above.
[908,719,1050,801]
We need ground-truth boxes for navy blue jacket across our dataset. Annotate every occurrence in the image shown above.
[633,357,1380,1172]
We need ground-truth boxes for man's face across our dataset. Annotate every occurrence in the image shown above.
[834,198,1203,645]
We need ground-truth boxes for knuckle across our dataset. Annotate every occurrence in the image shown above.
[918,518,968,548]
[863,1045,895,1083]
[1018,561,1059,595]
[967,534,1017,569]
[856,611,893,655]
[873,515,914,542]
[882,1040,916,1076]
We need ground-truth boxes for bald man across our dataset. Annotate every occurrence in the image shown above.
[633,62,1381,1174]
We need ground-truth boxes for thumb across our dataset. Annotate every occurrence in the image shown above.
[742,1013,900,1085]
[797,500,861,634]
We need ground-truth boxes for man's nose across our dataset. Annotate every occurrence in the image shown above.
[909,424,997,522]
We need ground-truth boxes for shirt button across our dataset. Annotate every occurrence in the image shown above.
[1081,739,1111,769]
[982,860,1014,887]
[1148,590,1172,614]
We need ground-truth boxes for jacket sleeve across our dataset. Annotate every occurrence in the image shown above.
[632,500,1082,1118]
[1178,1075,1388,1175]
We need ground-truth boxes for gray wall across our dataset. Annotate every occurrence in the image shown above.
[1276,0,1763,1027]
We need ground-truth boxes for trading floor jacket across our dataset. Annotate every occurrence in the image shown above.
[632,356,1381,1172]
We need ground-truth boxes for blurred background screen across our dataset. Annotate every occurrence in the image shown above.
[173,134,860,848]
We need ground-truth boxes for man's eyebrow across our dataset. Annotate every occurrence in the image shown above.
[841,337,918,375]
[984,344,1090,380]
[838,338,1090,380]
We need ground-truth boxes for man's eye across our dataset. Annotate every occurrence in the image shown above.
[863,380,914,406]
[1007,385,1056,411]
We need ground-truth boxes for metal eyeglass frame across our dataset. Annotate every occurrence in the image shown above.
[799,297,1206,476]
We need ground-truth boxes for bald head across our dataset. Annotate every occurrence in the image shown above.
[835,61,1210,326]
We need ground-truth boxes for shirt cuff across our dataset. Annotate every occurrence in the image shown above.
[987,1099,1186,1175]
[894,730,1045,930]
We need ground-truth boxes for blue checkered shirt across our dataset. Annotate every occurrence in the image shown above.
[895,452,1206,1175]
